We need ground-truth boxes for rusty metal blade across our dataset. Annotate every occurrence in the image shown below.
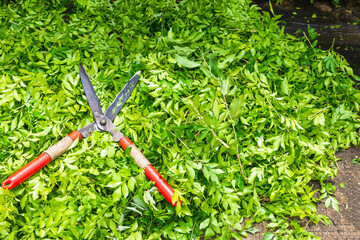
[78,122,96,139]
[79,64,104,120]
[104,71,140,122]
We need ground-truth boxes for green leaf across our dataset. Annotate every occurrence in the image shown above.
[100,149,107,157]
[325,198,331,208]
[1,1,359,239]
[204,228,215,239]
[247,227,259,234]
[229,98,242,119]
[264,232,275,240]
[174,54,201,68]
[199,218,210,229]
[189,31,205,41]
[209,58,223,79]
[213,100,220,120]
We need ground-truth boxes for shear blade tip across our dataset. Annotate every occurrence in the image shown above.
[135,70,141,76]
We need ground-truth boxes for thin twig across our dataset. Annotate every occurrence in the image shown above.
[88,72,110,95]
[169,131,199,162]
[262,88,282,119]
[262,88,290,132]
[197,46,247,179]
[183,98,229,149]
[46,34,61,55]
[308,106,331,119]
[169,131,190,150]
[6,56,19,66]
[303,31,315,50]
[220,96,247,180]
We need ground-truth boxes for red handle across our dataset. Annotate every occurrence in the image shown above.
[145,164,181,206]
[2,130,82,190]
[119,137,181,206]
[2,153,51,190]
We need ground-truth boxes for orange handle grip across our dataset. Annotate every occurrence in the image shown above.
[119,137,181,206]
[2,153,51,190]
[2,131,82,190]
[144,164,180,206]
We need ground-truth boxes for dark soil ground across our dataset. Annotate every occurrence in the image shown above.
[246,0,360,239]
[245,149,360,239]
[253,0,360,76]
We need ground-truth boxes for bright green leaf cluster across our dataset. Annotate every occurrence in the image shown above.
[1,0,360,239]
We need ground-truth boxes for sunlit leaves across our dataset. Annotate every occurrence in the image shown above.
[174,54,201,68]
[0,0,360,239]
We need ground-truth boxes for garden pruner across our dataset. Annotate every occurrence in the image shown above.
[2,64,180,206]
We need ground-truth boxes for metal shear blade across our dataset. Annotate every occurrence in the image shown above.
[78,64,140,140]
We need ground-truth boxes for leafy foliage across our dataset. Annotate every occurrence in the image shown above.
[352,156,360,165]
[1,0,360,239]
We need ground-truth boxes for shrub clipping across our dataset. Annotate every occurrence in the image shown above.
[1,0,360,239]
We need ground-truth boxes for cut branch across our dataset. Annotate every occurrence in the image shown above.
[197,47,247,180]
[184,98,230,149]
[170,131,199,162]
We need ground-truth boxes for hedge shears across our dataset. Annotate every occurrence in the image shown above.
[2,64,180,206]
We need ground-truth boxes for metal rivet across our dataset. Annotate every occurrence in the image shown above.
[95,112,100,118]
[100,119,106,125]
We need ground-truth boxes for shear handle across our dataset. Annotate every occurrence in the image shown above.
[1,131,81,190]
[119,137,181,206]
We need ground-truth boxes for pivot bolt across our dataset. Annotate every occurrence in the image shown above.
[100,119,106,125]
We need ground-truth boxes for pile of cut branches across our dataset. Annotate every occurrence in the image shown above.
[1,0,360,239]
